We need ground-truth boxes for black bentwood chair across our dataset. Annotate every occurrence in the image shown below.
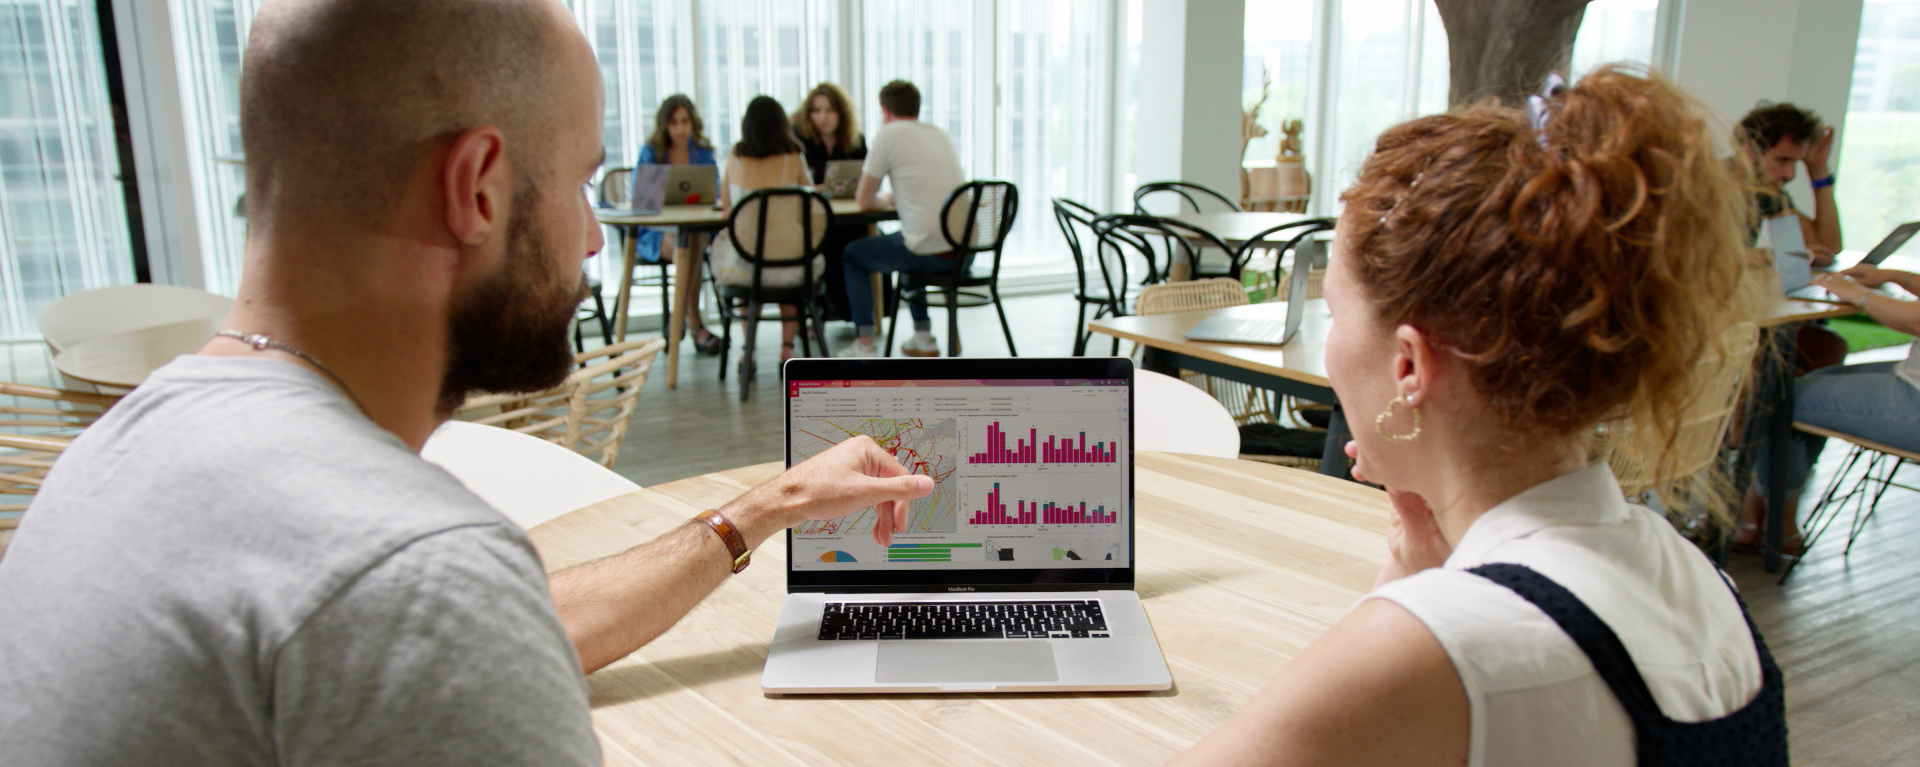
[711,186,835,401]
[885,180,1020,357]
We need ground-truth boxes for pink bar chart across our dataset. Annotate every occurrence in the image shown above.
[968,483,1118,525]
[968,421,1117,465]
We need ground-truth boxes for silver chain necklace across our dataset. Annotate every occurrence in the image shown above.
[214,330,371,417]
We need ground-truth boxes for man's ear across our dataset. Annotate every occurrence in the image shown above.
[444,126,509,247]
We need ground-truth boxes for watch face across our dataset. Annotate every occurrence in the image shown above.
[676,180,691,191]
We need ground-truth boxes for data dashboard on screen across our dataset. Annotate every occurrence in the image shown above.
[786,378,1131,572]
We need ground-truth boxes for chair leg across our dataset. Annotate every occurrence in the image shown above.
[945,287,961,357]
[716,298,733,381]
[591,291,612,346]
[885,287,902,358]
[1072,301,1089,357]
[739,302,760,402]
[991,285,1017,357]
[657,263,672,334]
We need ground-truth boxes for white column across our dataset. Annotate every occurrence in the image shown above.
[112,0,205,288]
[1134,0,1246,205]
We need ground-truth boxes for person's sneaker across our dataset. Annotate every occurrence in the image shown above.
[901,332,941,358]
[837,339,880,358]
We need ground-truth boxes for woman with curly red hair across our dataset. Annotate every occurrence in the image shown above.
[1171,67,1784,765]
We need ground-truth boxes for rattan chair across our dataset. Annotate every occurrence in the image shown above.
[1132,278,1275,425]
[1597,324,1759,523]
[2,382,120,527]
[452,337,665,468]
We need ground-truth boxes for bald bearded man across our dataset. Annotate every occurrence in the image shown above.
[0,1,929,765]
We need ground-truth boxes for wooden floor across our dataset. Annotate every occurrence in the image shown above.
[5,290,1916,763]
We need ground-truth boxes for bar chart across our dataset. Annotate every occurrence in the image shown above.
[967,420,1118,465]
[885,542,985,562]
[967,482,1119,525]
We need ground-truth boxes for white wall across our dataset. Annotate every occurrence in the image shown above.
[112,0,205,289]
[1135,0,1245,202]
[1670,0,1864,204]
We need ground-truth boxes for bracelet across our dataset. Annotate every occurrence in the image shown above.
[1853,292,1872,310]
[1811,174,1836,190]
[696,509,751,574]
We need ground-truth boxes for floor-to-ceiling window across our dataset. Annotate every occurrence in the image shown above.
[1840,0,1920,245]
[0,0,133,340]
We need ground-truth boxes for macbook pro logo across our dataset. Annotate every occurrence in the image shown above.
[948,586,975,592]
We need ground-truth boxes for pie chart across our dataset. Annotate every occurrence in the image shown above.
[818,551,857,563]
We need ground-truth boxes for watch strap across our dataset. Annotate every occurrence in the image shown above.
[697,509,751,574]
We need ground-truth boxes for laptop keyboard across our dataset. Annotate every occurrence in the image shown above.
[1222,319,1288,343]
[819,600,1110,640]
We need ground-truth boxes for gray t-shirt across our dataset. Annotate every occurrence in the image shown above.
[0,356,599,766]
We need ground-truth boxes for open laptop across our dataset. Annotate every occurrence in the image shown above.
[1182,238,1315,346]
[1856,221,1920,267]
[1764,214,1820,296]
[630,163,719,212]
[820,159,864,199]
[763,356,1171,694]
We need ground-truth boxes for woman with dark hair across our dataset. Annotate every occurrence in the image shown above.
[711,96,816,363]
[791,82,867,183]
[634,94,721,354]
[1165,67,1785,765]
[791,82,870,322]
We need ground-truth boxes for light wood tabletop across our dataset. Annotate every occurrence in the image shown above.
[1163,211,1315,245]
[1767,297,1857,326]
[1086,301,1331,389]
[594,199,893,388]
[525,452,1388,766]
[50,318,218,389]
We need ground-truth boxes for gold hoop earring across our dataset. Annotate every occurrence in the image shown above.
[1374,396,1421,442]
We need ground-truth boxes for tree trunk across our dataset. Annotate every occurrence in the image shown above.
[1435,0,1594,107]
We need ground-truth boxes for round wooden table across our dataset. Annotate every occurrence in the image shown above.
[526,452,1389,766]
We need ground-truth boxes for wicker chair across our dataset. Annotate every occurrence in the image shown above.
[451,337,665,468]
[1597,323,1759,510]
[1132,278,1275,426]
[2,382,120,528]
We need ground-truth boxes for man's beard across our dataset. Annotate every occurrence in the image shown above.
[436,184,587,417]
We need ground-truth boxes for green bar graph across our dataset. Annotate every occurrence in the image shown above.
[886,543,983,562]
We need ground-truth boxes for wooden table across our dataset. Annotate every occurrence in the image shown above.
[1086,301,1350,476]
[596,200,894,388]
[1163,211,1314,247]
[51,318,218,389]
[526,452,1389,766]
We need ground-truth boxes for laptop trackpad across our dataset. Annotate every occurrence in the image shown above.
[875,640,1059,684]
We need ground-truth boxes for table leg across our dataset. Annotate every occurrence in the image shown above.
[666,231,701,389]
[611,226,638,340]
[1319,405,1352,480]
[870,272,889,325]
[1764,329,1800,573]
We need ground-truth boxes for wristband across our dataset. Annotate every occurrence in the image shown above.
[1811,174,1835,190]
[1852,292,1871,310]
[697,509,751,573]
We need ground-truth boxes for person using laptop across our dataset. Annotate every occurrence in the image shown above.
[839,80,966,358]
[1738,101,1842,265]
[634,93,723,354]
[1172,68,1785,764]
[711,95,818,363]
[791,81,869,321]
[1739,265,1920,554]
[0,2,931,764]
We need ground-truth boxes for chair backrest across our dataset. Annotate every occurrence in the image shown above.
[726,187,834,267]
[600,167,633,207]
[1133,277,1249,315]
[1250,219,1334,302]
[941,180,1019,257]
[420,420,640,531]
[452,337,666,467]
[1133,180,1239,215]
[1602,323,1761,497]
[37,285,231,354]
[1,382,119,521]
[1096,213,1244,282]
[1134,370,1242,459]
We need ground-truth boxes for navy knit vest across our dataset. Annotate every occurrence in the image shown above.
[1468,563,1788,766]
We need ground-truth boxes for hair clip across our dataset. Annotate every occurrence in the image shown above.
[1526,73,1568,150]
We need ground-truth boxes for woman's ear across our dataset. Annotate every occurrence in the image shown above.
[1391,324,1441,407]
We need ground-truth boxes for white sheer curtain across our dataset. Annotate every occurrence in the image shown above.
[0,0,135,339]
[1571,0,1660,75]
[992,0,1109,268]
[697,0,836,154]
[1839,0,1920,245]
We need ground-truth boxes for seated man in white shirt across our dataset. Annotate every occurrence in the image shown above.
[840,79,966,357]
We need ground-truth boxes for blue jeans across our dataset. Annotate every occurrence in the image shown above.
[1756,361,1920,492]
[842,232,973,333]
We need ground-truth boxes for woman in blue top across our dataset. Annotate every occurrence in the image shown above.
[634,94,721,353]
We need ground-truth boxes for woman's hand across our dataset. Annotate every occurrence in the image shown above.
[1837,265,1896,289]
[1347,441,1452,586]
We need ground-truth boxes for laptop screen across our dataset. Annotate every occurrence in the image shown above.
[783,357,1135,592]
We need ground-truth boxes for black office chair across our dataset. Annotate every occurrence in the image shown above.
[572,272,612,354]
[1058,198,1155,356]
[711,187,834,401]
[885,180,1020,357]
[1132,180,1240,215]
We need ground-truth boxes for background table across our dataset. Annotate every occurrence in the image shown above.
[596,200,894,387]
[1749,297,1863,572]
[526,452,1388,766]
[51,317,217,389]
[1086,301,1349,476]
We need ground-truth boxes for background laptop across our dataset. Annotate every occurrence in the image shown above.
[763,356,1171,694]
[1182,240,1314,346]
[631,163,719,210]
[820,159,863,199]
[1857,221,1920,267]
